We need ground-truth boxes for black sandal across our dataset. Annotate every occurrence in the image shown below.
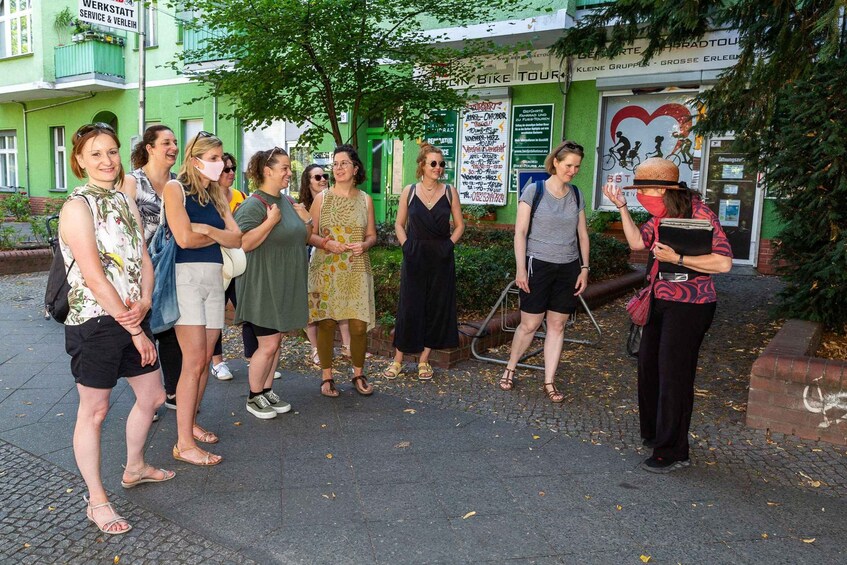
[499,367,516,391]
[351,375,374,396]
[320,378,339,398]
[543,382,564,404]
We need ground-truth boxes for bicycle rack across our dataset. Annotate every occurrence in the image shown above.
[469,280,602,371]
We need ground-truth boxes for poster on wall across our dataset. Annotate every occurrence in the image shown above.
[458,99,510,205]
[595,92,701,211]
[423,110,459,187]
[509,104,553,192]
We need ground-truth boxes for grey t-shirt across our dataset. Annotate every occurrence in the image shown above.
[520,182,584,264]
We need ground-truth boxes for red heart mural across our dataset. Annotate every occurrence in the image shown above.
[610,103,693,152]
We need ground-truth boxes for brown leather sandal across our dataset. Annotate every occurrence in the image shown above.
[351,375,374,396]
[498,367,516,391]
[320,378,339,398]
[543,382,565,404]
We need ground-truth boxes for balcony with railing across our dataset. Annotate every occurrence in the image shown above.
[54,41,125,86]
[183,27,233,65]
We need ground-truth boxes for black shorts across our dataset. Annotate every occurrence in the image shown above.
[518,257,580,315]
[248,322,281,337]
[65,316,160,389]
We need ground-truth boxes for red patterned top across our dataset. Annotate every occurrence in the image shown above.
[640,197,733,304]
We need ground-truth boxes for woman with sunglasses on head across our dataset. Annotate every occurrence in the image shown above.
[122,125,182,418]
[164,132,242,466]
[61,123,174,535]
[235,148,312,419]
[384,143,464,381]
[499,140,590,403]
[210,152,260,382]
[307,145,378,397]
[603,158,732,473]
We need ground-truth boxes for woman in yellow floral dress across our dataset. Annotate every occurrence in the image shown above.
[308,145,377,397]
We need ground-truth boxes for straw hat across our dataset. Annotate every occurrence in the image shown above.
[221,246,247,289]
[623,157,688,190]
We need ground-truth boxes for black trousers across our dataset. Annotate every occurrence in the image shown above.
[212,278,258,358]
[154,328,182,396]
[638,298,716,462]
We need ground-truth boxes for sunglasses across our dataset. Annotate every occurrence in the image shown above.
[222,167,236,173]
[265,147,284,167]
[559,142,584,154]
[75,122,115,139]
[312,173,329,181]
[429,160,447,168]
[186,130,218,157]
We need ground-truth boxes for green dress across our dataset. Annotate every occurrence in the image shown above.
[308,189,375,330]
[234,192,308,332]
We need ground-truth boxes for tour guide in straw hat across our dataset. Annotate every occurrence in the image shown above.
[603,158,733,473]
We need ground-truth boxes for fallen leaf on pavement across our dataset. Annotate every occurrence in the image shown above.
[66,488,73,494]
[532,435,540,440]
[640,555,651,563]
[761,533,768,539]
[114,556,120,564]
[233,422,242,426]
[462,511,476,519]
[616,505,622,511]
[766,501,781,506]
[802,538,816,544]
[326,453,333,459]
[403,409,417,414]
[394,441,411,449]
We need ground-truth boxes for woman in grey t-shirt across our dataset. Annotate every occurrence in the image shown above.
[498,141,590,402]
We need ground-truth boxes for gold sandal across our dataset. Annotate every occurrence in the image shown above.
[84,495,132,535]
[417,362,434,380]
[383,361,402,379]
[192,424,219,444]
[172,444,222,466]
[121,464,176,489]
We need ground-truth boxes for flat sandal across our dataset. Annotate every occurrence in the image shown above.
[543,382,565,404]
[499,367,516,391]
[321,378,339,398]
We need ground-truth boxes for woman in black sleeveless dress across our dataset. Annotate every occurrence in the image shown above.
[385,144,464,380]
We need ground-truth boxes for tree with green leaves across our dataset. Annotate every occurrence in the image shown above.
[175,0,527,150]
[553,1,847,330]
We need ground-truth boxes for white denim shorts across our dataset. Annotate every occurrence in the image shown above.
[174,262,225,329]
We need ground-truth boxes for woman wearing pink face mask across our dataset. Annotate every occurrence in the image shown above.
[603,158,732,474]
[163,131,242,466]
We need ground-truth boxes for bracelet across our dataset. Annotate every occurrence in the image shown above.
[616,203,627,209]
[304,217,313,226]
[677,254,685,266]
[580,265,590,271]
[130,329,143,336]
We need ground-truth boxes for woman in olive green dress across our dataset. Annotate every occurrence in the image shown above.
[235,147,312,419]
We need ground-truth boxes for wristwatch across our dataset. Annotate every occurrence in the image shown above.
[581,265,590,272]
[677,254,685,266]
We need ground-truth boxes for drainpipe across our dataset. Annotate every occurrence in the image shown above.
[14,93,96,194]
[212,93,218,135]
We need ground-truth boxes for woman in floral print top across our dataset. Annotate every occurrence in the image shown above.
[59,123,172,536]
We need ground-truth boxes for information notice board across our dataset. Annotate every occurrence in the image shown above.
[457,99,510,205]
[423,110,459,187]
[509,104,553,192]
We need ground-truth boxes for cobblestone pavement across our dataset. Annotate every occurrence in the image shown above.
[0,440,255,564]
[271,272,847,499]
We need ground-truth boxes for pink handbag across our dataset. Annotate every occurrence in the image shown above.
[627,257,659,326]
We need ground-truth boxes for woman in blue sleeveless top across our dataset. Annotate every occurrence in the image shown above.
[163,132,241,466]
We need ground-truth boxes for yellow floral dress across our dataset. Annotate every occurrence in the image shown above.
[308,189,375,330]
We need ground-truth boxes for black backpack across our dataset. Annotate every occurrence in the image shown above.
[44,221,73,323]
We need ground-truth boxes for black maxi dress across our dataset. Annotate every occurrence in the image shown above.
[393,187,459,353]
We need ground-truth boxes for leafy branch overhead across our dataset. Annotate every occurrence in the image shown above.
[552,1,847,330]
[174,0,530,149]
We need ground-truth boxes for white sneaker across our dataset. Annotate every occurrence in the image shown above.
[212,361,233,381]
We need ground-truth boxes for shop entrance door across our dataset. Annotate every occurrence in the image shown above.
[365,135,391,222]
[701,138,763,265]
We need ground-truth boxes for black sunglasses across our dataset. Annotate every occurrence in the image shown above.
[559,142,584,154]
[75,122,115,139]
[312,173,329,181]
[186,130,217,157]
[222,166,236,173]
[429,160,447,168]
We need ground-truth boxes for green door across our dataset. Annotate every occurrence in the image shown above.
[365,136,391,222]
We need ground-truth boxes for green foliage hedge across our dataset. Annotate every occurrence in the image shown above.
[371,231,632,322]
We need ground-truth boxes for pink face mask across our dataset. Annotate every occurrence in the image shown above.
[194,158,225,182]
[636,193,667,218]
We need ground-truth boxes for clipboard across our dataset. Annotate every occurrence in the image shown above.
[657,218,713,275]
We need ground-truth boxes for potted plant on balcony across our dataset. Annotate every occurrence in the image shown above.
[53,7,75,45]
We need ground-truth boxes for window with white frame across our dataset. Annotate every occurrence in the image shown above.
[0,0,32,58]
[0,130,18,191]
[144,2,158,47]
[51,127,67,191]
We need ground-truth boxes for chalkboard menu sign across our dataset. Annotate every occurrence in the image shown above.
[509,104,553,192]
[458,99,510,205]
[423,110,459,186]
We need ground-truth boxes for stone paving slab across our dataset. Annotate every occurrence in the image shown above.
[2,272,847,563]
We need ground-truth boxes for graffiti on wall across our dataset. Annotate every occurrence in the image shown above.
[803,376,847,429]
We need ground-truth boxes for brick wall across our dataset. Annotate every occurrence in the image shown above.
[0,249,52,275]
[747,319,847,445]
[756,238,787,275]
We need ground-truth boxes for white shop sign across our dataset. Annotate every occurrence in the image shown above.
[457,99,510,205]
[444,30,740,88]
[78,0,139,33]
